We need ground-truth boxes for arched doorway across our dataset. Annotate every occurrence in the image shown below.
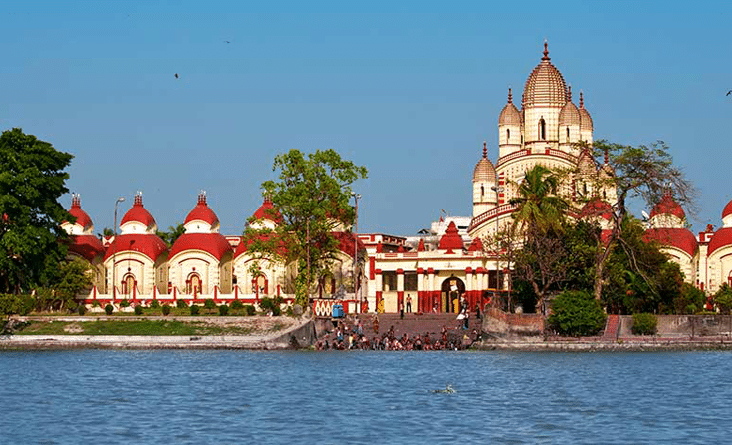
[440,276,465,313]
[186,272,202,295]
[122,274,136,295]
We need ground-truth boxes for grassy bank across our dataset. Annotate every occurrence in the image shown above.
[9,318,289,336]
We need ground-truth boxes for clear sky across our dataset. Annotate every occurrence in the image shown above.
[2,0,731,236]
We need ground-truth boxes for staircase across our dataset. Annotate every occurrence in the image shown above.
[322,312,472,344]
[602,314,620,340]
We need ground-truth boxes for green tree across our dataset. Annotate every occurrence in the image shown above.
[157,223,185,247]
[507,165,570,313]
[576,140,695,300]
[547,290,607,337]
[53,258,93,310]
[714,284,732,315]
[245,149,367,307]
[0,128,73,293]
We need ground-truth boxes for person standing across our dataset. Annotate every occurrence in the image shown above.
[406,294,412,313]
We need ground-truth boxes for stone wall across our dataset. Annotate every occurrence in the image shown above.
[618,315,732,337]
[483,307,545,337]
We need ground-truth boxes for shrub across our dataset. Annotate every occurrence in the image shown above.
[119,299,131,308]
[0,294,35,316]
[243,305,255,316]
[190,304,200,316]
[134,305,144,316]
[78,305,87,316]
[231,300,244,310]
[548,290,607,337]
[631,313,657,335]
[162,304,171,316]
[150,300,161,309]
[218,304,229,316]
[105,304,114,315]
[203,299,217,310]
[176,299,188,309]
[260,296,283,316]
[714,284,732,314]
[92,301,101,308]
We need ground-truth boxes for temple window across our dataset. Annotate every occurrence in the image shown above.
[506,129,510,141]
[539,118,546,140]
[566,126,570,140]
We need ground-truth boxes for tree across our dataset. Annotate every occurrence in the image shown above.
[507,165,570,313]
[575,140,695,300]
[547,290,607,337]
[157,223,185,247]
[35,258,92,311]
[714,284,732,315]
[244,149,367,307]
[0,128,73,293]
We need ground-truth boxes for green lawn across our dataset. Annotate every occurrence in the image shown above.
[14,320,277,336]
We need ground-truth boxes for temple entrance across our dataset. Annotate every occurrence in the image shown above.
[122,274,136,295]
[186,273,202,295]
[440,276,465,313]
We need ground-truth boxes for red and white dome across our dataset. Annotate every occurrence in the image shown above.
[522,42,568,108]
[649,191,685,221]
[120,193,157,232]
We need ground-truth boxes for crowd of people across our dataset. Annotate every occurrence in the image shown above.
[315,319,482,351]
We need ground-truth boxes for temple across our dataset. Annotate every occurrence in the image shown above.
[62,43,710,313]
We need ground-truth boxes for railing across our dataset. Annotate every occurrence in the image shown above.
[468,204,516,232]
[496,147,577,168]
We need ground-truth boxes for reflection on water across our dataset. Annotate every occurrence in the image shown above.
[0,350,729,444]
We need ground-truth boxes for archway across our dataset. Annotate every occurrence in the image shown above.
[122,274,136,295]
[186,272,202,295]
[440,276,465,313]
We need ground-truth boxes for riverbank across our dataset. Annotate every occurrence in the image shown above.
[0,315,318,350]
[474,337,732,352]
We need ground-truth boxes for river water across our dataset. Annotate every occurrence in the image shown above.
[0,350,728,444]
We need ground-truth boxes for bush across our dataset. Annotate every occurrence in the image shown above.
[218,304,229,316]
[119,299,131,308]
[78,305,87,316]
[150,300,161,309]
[105,304,114,315]
[243,305,255,316]
[0,294,36,316]
[548,290,607,337]
[176,299,188,309]
[162,304,171,316]
[134,305,144,316]
[260,296,283,316]
[203,299,216,310]
[190,304,200,316]
[714,284,732,314]
[631,313,657,335]
[92,301,101,308]
[231,300,244,310]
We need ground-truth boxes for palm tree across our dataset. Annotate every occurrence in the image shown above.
[509,165,569,236]
[508,165,570,314]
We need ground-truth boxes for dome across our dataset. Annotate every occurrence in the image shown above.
[722,198,732,219]
[645,228,698,257]
[577,149,597,175]
[650,191,685,220]
[169,232,233,261]
[498,88,521,126]
[579,198,613,221]
[473,142,496,182]
[120,194,156,229]
[438,221,463,251]
[579,92,594,132]
[103,233,167,261]
[522,42,568,108]
[558,87,581,126]
[184,193,219,227]
[252,197,282,223]
[67,195,93,230]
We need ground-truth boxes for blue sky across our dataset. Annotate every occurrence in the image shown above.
[1,0,731,235]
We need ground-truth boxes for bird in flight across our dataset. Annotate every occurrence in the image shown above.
[224,40,230,44]
[175,73,179,79]
[727,90,731,96]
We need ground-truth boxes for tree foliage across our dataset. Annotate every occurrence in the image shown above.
[157,223,186,247]
[547,290,607,337]
[714,284,732,315]
[244,149,367,307]
[575,140,695,300]
[0,128,73,293]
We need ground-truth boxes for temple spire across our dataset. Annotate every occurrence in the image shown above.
[580,91,585,108]
[483,141,487,158]
[507,87,513,103]
[567,85,572,101]
[542,40,550,61]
